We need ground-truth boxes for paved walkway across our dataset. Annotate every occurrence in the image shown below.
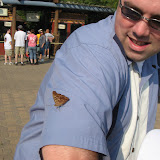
[0,55,160,160]
[0,55,53,160]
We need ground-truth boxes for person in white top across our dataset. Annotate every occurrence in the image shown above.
[14,25,27,65]
[44,29,54,58]
[4,28,13,65]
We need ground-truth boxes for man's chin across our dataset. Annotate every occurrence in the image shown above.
[126,53,147,62]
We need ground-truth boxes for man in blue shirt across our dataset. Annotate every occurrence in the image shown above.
[14,0,160,159]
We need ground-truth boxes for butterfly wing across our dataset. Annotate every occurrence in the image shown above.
[52,91,69,107]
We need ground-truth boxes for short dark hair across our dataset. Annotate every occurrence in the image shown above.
[31,29,35,33]
[5,28,10,33]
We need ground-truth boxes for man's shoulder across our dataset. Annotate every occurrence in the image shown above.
[60,14,128,74]
[17,30,26,35]
[46,33,53,37]
[5,33,11,39]
[4,33,7,37]
[65,15,115,49]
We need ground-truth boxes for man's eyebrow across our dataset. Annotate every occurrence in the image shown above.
[124,1,143,14]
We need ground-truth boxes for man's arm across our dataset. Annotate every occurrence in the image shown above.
[42,145,99,160]
[9,41,12,49]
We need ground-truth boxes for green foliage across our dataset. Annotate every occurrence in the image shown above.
[16,10,43,30]
[60,0,118,9]
[16,10,26,21]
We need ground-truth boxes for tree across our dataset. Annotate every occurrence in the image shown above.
[60,0,118,9]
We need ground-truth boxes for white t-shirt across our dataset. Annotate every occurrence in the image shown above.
[45,33,54,42]
[4,33,12,50]
[14,30,27,47]
[117,61,149,160]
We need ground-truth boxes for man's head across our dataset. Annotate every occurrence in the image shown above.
[46,29,49,33]
[30,29,35,34]
[6,28,11,34]
[27,31,31,34]
[40,30,44,35]
[115,0,160,62]
[18,25,23,30]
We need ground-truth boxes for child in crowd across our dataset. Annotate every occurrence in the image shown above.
[4,28,13,65]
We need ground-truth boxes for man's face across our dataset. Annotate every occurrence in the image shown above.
[115,0,160,62]
[8,29,11,34]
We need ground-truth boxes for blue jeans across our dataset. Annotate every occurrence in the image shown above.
[40,46,45,56]
[28,46,37,60]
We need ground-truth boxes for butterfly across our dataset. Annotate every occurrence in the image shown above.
[52,91,69,107]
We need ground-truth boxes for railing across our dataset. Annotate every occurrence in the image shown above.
[51,42,63,45]
[50,42,63,57]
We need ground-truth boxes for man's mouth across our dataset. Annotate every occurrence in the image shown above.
[130,37,149,46]
[128,37,150,52]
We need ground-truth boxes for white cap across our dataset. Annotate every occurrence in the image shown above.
[38,29,42,32]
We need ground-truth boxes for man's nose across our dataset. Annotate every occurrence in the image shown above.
[132,20,150,38]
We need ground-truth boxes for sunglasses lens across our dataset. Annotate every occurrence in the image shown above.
[121,6,141,21]
[149,20,160,31]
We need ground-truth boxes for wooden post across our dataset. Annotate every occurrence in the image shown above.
[12,6,16,57]
[54,9,59,37]
[53,0,59,56]
[67,23,71,38]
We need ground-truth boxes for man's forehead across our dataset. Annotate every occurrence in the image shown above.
[122,0,160,6]
[122,0,160,16]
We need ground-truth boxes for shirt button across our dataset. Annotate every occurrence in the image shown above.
[132,148,135,152]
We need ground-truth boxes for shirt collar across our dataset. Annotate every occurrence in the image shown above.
[113,34,159,72]
[113,34,132,66]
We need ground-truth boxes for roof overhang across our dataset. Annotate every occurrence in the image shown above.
[2,0,114,13]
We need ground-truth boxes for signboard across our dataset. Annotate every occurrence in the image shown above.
[4,21,11,27]
[26,12,40,22]
[58,24,66,29]
[0,8,8,16]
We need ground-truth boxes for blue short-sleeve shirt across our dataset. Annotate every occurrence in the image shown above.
[14,13,159,160]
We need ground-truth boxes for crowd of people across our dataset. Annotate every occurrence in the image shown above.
[3,25,54,65]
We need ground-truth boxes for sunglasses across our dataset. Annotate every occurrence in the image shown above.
[119,0,160,31]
